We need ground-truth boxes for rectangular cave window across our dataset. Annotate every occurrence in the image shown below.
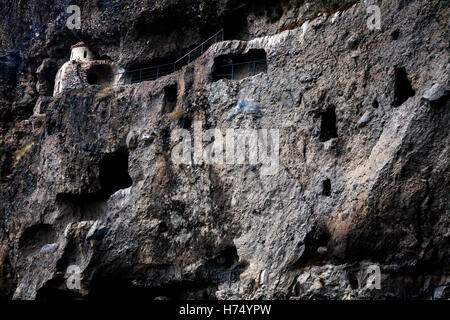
[162,84,177,114]
[393,67,415,107]
[322,179,331,196]
[319,105,338,142]
[212,49,267,81]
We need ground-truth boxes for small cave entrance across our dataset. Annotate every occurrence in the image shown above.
[322,179,331,197]
[372,99,379,109]
[212,49,267,81]
[87,65,113,85]
[55,151,132,221]
[98,151,132,198]
[393,67,415,107]
[162,84,177,114]
[319,105,338,142]
[290,225,331,269]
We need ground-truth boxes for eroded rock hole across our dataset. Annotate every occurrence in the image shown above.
[393,67,415,107]
[322,179,331,196]
[98,151,132,197]
[319,105,338,142]
[212,49,267,81]
[372,99,379,109]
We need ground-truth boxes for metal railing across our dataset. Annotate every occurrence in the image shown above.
[215,59,267,80]
[215,268,243,290]
[113,29,224,85]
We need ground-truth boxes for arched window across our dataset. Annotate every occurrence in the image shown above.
[84,50,87,59]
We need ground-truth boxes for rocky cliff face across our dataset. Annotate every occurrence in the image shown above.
[0,0,449,300]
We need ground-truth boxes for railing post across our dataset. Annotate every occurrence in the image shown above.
[156,65,159,79]
[228,272,232,288]
[201,43,203,55]
[231,64,234,80]
[173,62,176,72]
[188,53,190,64]
[139,69,142,82]
[253,61,256,76]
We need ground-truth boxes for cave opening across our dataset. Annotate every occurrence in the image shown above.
[162,84,177,114]
[221,0,299,40]
[212,49,267,81]
[393,67,415,107]
[322,179,331,196]
[319,105,338,142]
[55,151,132,222]
[214,246,240,269]
[98,151,132,198]
[87,65,113,85]
[290,224,331,269]
[372,99,379,109]
[391,29,400,40]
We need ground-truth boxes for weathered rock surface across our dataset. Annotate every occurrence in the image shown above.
[0,0,449,300]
